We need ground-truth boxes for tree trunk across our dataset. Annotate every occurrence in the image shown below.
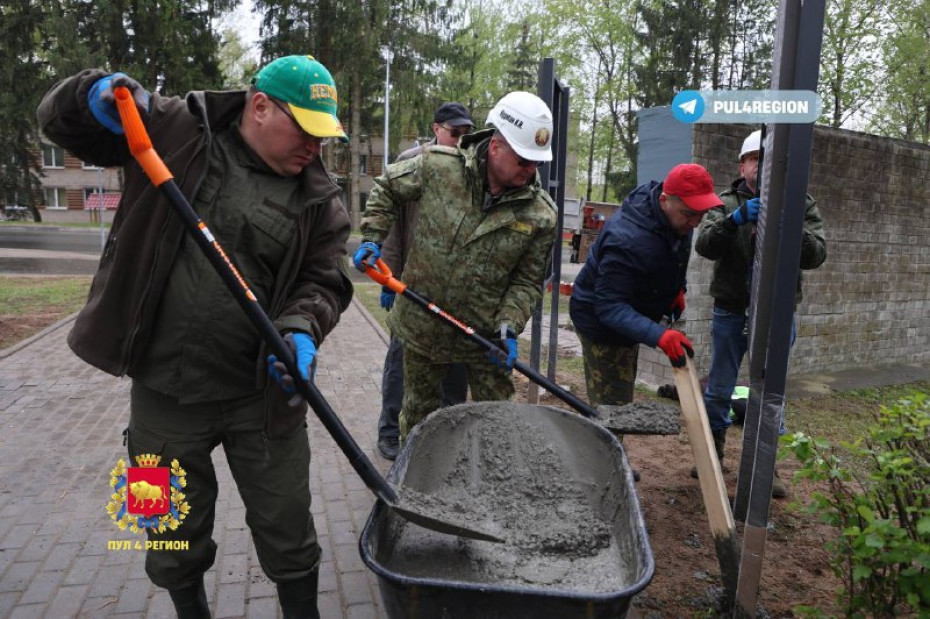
[586,77,602,202]
[601,123,615,203]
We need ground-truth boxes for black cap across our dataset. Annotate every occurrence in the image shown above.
[433,102,474,127]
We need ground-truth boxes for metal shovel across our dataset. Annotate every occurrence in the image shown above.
[364,259,680,436]
[113,87,501,544]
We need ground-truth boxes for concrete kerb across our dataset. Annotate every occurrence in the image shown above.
[352,297,390,346]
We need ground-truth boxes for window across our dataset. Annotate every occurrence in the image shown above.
[359,155,368,176]
[82,161,102,170]
[44,187,68,209]
[42,143,65,168]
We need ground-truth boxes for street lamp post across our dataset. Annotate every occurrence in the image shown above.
[382,47,393,167]
[97,167,105,250]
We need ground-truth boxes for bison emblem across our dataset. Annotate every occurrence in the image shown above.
[129,481,166,509]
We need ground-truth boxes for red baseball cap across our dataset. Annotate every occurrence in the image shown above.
[663,163,723,212]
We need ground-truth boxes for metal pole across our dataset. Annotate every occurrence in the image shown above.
[732,0,826,615]
[97,168,105,250]
[534,58,570,391]
[383,48,391,167]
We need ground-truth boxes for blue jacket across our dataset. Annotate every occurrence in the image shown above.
[569,181,691,347]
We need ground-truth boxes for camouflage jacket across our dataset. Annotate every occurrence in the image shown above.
[695,178,827,312]
[378,139,433,277]
[361,129,557,362]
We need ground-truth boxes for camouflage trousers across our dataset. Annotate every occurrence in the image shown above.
[400,347,514,440]
[577,331,639,407]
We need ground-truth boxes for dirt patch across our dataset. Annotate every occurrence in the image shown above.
[513,371,842,616]
[0,310,70,351]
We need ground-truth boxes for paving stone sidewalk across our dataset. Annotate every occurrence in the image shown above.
[0,300,392,618]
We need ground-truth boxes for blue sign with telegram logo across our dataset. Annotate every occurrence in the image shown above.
[671,90,705,123]
[671,90,821,123]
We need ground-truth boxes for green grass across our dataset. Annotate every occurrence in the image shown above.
[782,381,930,475]
[786,382,930,440]
[0,276,92,313]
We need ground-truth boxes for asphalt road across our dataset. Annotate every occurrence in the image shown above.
[0,226,577,282]
[0,227,372,280]
[0,226,103,275]
[0,226,105,254]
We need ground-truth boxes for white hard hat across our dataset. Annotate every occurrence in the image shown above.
[739,130,761,160]
[486,91,553,162]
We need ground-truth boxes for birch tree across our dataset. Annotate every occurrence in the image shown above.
[818,0,885,128]
[869,0,930,142]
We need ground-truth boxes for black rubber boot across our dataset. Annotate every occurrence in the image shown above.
[277,570,321,619]
[168,578,210,619]
[712,429,727,461]
[691,430,728,479]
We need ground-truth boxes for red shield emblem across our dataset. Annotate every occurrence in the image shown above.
[126,467,171,517]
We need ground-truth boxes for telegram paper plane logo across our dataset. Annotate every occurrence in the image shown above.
[672,90,705,123]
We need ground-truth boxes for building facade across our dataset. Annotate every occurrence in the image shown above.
[36,140,122,214]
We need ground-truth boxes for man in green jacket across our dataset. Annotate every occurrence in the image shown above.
[356,91,558,440]
[694,129,827,498]
[38,55,352,618]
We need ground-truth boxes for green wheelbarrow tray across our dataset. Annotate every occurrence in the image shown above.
[360,402,655,619]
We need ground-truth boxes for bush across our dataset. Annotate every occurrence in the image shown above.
[784,391,930,617]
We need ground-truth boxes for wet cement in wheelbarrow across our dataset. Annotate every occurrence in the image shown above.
[386,402,638,593]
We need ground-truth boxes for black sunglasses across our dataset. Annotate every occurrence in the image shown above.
[268,97,332,145]
[493,136,542,168]
[441,123,473,139]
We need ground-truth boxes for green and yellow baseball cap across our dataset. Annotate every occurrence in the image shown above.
[252,55,347,142]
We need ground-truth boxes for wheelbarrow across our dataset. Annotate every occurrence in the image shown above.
[360,402,655,618]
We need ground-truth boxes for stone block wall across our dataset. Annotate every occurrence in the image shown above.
[636,122,930,388]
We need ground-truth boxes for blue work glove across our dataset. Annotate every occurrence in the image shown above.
[87,73,151,135]
[488,324,518,372]
[352,241,381,273]
[267,333,316,406]
[380,286,395,310]
[730,197,761,226]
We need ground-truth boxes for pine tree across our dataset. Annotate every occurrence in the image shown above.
[634,0,711,108]
[0,0,47,220]
[506,20,538,92]
[253,0,458,228]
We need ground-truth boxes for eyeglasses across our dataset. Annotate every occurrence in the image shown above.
[440,124,473,139]
[268,97,332,146]
[498,139,542,168]
[512,153,542,169]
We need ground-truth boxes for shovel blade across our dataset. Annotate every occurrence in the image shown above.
[387,501,504,543]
